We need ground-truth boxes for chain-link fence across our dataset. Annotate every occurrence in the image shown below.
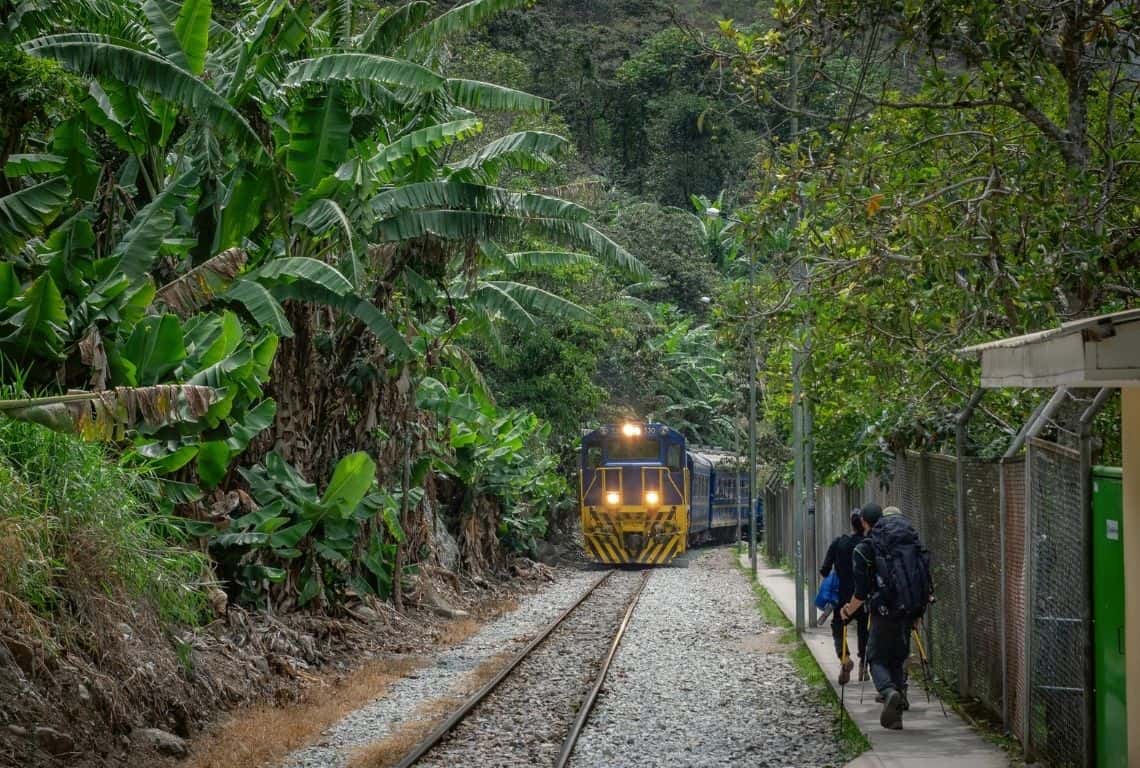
[1026,438,1090,766]
[760,411,1100,767]
[963,458,1003,715]
[1003,457,1028,745]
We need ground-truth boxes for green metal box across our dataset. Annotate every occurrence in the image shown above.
[1092,467,1127,768]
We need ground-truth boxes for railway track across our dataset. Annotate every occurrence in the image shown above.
[393,568,650,768]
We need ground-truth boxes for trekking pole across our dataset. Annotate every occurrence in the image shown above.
[839,624,849,714]
[860,613,868,704]
[911,624,948,718]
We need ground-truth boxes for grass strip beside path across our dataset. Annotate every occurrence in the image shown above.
[732,549,870,761]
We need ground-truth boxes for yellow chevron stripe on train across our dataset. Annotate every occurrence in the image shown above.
[578,421,761,565]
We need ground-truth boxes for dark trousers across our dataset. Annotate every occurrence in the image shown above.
[867,616,910,695]
[831,611,868,662]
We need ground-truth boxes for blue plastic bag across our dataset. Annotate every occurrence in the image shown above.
[814,571,839,611]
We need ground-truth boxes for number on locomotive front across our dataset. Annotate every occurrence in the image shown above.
[578,422,690,565]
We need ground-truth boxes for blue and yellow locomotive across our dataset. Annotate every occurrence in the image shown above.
[578,421,759,565]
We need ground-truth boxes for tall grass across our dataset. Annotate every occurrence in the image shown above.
[0,417,207,626]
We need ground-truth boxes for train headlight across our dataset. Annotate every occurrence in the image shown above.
[621,423,642,437]
[645,490,660,506]
[606,491,621,506]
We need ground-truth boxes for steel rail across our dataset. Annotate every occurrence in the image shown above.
[554,569,651,768]
[393,569,615,768]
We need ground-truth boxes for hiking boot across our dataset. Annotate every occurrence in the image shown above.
[901,690,910,711]
[838,658,854,685]
[880,689,904,730]
[858,660,869,682]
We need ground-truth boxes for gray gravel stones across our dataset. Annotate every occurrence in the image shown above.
[569,548,845,768]
[416,570,646,768]
[279,569,601,768]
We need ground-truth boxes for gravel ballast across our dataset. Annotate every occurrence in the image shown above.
[415,569,646,768]
[569,548,846,768]
[279,569,601,768]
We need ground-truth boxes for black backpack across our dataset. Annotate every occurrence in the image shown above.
[868,515,932,621]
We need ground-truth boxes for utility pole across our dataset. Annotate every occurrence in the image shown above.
[748,262,758,577]
[789,43,809,635]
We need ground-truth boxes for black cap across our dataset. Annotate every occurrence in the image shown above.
[860,502,883,526]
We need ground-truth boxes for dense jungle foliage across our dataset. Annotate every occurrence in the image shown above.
[1,0,1137,628]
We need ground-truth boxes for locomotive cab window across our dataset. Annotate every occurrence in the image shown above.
[666,445,682,470]
[586,446,602,467]
[606,438,660,461]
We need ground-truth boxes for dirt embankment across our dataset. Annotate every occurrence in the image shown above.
[0,561,553,768]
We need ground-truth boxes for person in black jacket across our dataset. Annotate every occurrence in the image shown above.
[842,502,932,731]
[820,509,869,685]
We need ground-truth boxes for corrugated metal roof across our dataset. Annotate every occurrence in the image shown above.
[958,308,1140,355]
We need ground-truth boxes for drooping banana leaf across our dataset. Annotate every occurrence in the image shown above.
[23,34,266,157]
[0,273,69,362]
[399,0,530,55]
[446,79,550,113]
[155,247,248,316]
[448,131,567,182]
[0,177,71,252]
[0,385,220,441]
[284,52,445,92]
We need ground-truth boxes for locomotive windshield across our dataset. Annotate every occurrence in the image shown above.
[605,437,660,461]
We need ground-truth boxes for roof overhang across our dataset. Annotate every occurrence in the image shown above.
[958,309,1140,388]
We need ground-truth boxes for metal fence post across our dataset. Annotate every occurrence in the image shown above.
[955,389,986,698]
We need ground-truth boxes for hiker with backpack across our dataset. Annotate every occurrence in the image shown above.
[820,509,869,685]
[840,502,933,730]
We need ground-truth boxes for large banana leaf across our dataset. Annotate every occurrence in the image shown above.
[400,0,530,55]
[3,154,66,176]
[286,88,352,194]
[468,282,534,326]
[416,376,483,422]
[373,210,651,279]
[254,257,354,296]
[446,79,550,113]
[371,181,590,221]
[284,53,445,92]
[448,131,567,182]
[142,0,210,75]
[0,385,220,441]
[502,251,595,271]
[293,198,362,287]
[0,274,69,361]
[360,1,432,54]
[23,34,266,157]
[113,168,198,279]
[0,176,71,252]
[123,314,187,385]
[269,281,412,359]
[368,118,483,177]
[224,279,292,338]
[481,281,593,322]
[173,0,211,74]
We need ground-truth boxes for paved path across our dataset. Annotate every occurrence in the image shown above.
[742,552,1011,768]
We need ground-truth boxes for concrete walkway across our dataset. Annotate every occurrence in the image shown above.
[741,552,1011,768]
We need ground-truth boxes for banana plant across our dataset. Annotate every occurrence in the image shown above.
[210,449,405,608]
